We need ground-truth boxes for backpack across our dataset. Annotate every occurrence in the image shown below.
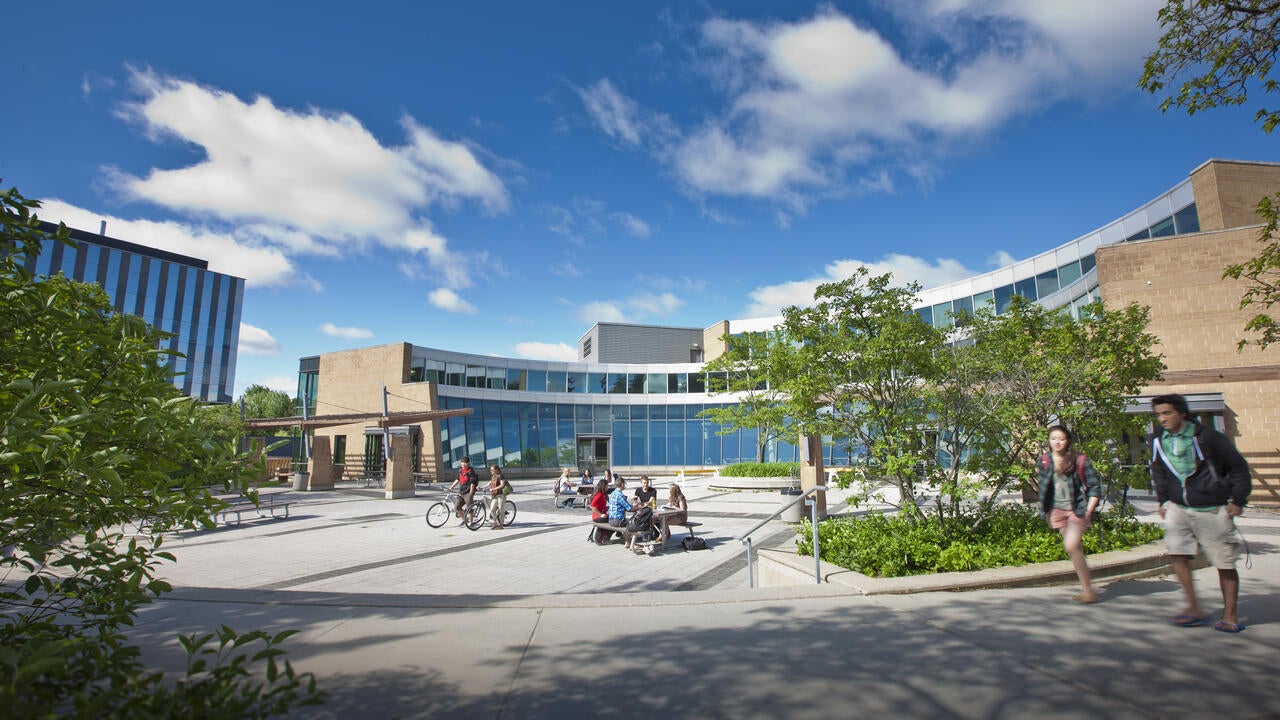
[1040,453,1086,482]
[627,506,654,533]
[682,536,707,551]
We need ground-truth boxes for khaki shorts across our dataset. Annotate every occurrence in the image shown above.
[1164,503,1240,569]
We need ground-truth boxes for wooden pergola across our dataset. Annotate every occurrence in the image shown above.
[241,407,472,432]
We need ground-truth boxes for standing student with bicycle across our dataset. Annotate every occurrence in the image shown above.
[452,457,478,519]
[488,465,510,529]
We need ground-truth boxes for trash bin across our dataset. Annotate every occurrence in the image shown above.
[780,487,806,523]
[293,471,309,491]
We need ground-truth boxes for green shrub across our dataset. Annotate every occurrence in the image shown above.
[796,503,1164,577]
[719,462,798,477]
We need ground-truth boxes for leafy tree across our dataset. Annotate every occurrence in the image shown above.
[698,330,795,463]
[779,268,944,520]
[1140,0,1280,347]
[240,384,295,421]
[0,187,324,717]
[959,298,1165,512]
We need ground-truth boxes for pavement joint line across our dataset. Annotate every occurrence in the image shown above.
[675,525,795,591]
[253,524,570,591]
[500,608,542,720]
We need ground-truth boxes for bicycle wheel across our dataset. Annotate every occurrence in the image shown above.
[502,502,517,526]
[425,502,450,528]
[464,501,486,530]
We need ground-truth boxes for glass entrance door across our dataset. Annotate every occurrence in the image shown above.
[576,436,610,474]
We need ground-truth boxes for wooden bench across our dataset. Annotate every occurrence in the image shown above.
[213,493,295,527]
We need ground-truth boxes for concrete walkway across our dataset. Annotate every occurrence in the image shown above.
[131,478,1280,719]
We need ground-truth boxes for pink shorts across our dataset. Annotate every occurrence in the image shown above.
[1048,508,1091,530]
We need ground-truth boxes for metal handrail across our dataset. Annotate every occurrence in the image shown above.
[737,485,828,587]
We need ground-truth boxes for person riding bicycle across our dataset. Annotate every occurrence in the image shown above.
[451,457,478,518]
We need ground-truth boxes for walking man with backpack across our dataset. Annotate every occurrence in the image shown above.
[1149,394,1251,632]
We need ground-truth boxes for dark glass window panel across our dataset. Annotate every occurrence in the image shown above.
[1174,203,1199,234]
[644,373,664,393]
[630,421,648,465]
[1035,269,1059,298]
[612,421,631,465]
[611,404,630,420]
[668,373,687,393]
[668,422,686,465]
[1057,261,1082,287]
[556,403,572,420]
[650,405,667,420]
[575,404,592,420]
[1080,253,1097,274]
[446,362,465,386]
[506,368,524,391]
[952,295,973,320]
[539,403,556,421]
[1126,227,1150,241]
[409,358,426,382]
[526,370,547,392]
[631,405,648,420]
[916,306,933,325]
[1150,215,1176,238]
[689,373,706,393]
[487,367,506,390]
[588,372,606,394]
[972,290,994,313]
[701,421,721,465]
[502,401,519,420]
[547,371,567,393]
[427,360,446,384]
[593,404,611,422]
[518,402,537,421]
[667,405,687,420]
[607,373,627,393]
[628,373,646,393]
[1014,277,1037,300]
[648,420,667,465]
[994,284,1014,314]
[567,371,586,394]
[932,302,952,329]
[466,365,485,388]
[483,400,501,417]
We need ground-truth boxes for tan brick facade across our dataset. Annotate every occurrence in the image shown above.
[1097,160,1280,506]
[314,342,445,481]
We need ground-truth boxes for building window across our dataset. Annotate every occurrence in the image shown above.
[691,348,704,363]
[582,337,592,358]
[334,435,347,465]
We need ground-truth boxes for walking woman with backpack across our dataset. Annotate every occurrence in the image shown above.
[1037,425,1103,603]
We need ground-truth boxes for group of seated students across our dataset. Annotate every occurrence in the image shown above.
[588,473,687,547]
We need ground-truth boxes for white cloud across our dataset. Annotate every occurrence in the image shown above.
[986,249,1018,268]
[319,322,374,340]
[428,288,477,314]
[37,200,295,287]
[610,211,652,237]
[576,290,687,325]
[238,323,282,355]
[597,4,1162,203]
[578,79,644,145]
[512,341,578,362]
[742,253,979,317]
[64,67,512,305]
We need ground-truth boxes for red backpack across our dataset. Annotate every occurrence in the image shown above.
[1039,453,1086,481]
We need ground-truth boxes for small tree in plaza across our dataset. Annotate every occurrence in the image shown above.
[0,187,323,717]
[698,330,796,463]
[779,268,945,521]
[958,298,1165,512]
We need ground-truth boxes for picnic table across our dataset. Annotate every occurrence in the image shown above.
[211,491,295,527]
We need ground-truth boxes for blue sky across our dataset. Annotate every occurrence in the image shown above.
[6,1,1276,397]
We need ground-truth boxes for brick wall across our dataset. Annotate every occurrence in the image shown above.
[1098,227,1280,505]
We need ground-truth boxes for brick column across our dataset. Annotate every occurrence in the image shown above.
[799,432,827,519]
[386,433,415,499]
[308,435,335,491]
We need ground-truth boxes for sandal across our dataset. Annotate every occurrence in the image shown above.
[1213,620,1245,633]
[1170,613,1210,627]
[1071,593,1098,604]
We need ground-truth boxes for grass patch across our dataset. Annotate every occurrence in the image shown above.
[797,503,1164,577]
[719,462,798,478]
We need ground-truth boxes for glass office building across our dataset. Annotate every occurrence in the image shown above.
[28,222,244,403]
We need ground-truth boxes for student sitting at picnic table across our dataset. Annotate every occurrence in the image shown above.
[555,469,576,508]
[607,477,634,548]
[589,478,613,544]
[580,467,594,486]
[659,483,688,543]
[633,475,657,508]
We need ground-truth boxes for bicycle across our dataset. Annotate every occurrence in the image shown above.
[476,495,518,528]
[425,488,486,530]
